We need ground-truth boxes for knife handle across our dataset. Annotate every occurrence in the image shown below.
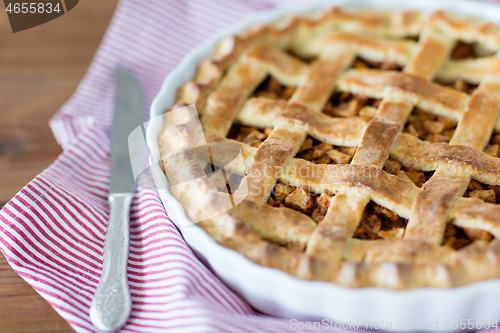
[90,193,133,332]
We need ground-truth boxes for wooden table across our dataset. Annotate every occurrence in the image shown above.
[0,1,119,331]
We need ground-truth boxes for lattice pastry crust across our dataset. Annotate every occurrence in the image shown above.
[158,7,500,289]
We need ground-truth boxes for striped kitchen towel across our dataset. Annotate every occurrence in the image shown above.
[1,0,500,332]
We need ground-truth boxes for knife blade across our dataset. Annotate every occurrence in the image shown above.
[90,67,145,332]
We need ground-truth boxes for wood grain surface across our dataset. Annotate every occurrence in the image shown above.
[0,0,119,331]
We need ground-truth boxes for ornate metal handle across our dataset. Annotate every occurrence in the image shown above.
[90,193,133,332]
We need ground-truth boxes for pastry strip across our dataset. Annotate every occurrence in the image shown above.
[289,54,355,112]
[235,126,306,203]
[403,29,455,80]
[437,57,500,84]
[201,62,267,137]
[337,69,470,123]
[232,200,316,250]
[236,98,368,146]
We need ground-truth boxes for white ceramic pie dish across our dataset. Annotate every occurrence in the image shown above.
[146,0,500,331]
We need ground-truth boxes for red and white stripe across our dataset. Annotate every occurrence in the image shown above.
[1,0,500,332]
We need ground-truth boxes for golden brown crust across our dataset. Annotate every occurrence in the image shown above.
[233,200,316,250]
[236,97,368,146]
[404,169,470,245]
[453,198,500,238]
[201,61,267,137]
[237,126,305,203]
[337,69,470,121]
[306,192,369,261]
[451,86,500,150]
[390,134,500,184]
[344,239,457,265]
[280,161,420,217]
[323,32,416,66]
[352,100,413,168]
[438,57,500,84]
[403,29,455,80]
[289,55,354,112]
[158,6,500,289]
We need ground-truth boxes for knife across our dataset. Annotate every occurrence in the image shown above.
[90,68,145,332]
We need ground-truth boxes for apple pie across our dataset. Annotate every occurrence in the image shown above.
[158,7,500,289]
